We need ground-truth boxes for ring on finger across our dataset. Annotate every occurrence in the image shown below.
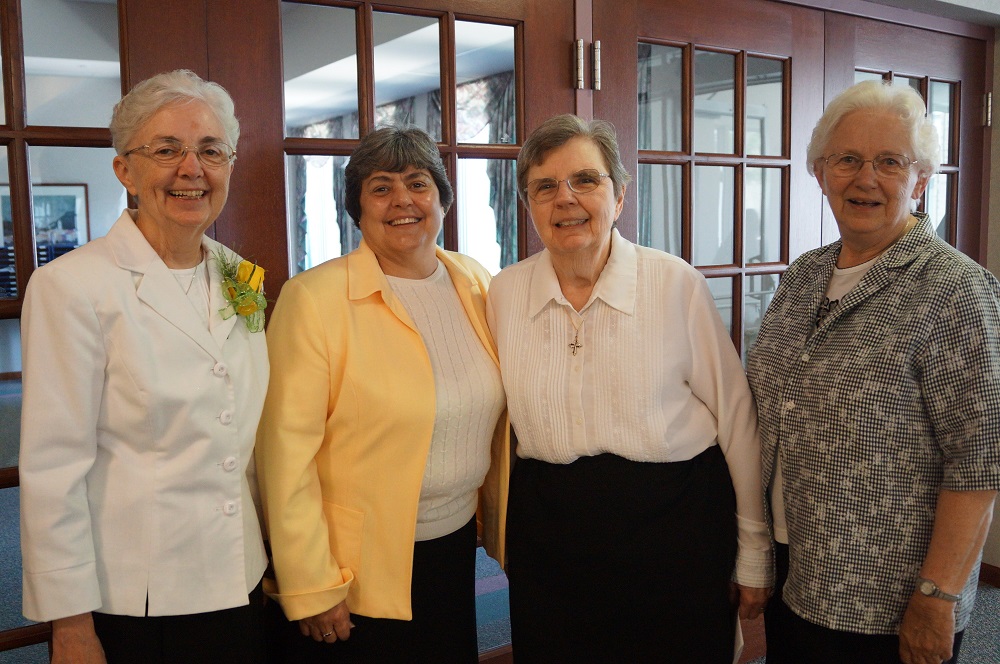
[322,631,334,638]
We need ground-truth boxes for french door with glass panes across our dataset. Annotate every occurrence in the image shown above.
[589,0,991,360]
[821,11,989,261]
[591,0,826,359]
[260,0,576,286]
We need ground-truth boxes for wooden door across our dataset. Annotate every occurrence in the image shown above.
[822,12,990,262]
[590,0,826,358]
[206,0,576,296]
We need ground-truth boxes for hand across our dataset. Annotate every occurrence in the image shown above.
[731,582,771,620]
[51,613,107,664]
[299,600,354,643]
[899,593,956,664]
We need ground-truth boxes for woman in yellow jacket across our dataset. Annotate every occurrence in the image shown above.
[256,125,509,663]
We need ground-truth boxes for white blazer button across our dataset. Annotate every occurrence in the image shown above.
[223,456,238,471]
[213,362,228,377]
[223,501,238,515]
[219,410,233,425]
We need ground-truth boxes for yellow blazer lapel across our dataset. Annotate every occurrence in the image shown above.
[347,239,420,335]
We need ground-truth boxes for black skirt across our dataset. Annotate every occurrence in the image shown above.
[506,445,738,664]
[271,516,478,664]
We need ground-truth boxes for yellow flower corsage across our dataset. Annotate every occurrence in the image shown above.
[215,248,266,332]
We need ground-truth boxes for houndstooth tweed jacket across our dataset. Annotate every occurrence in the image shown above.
[746,214,1000,635]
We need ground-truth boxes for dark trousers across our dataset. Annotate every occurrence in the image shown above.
[506,446,738,664]
[272,516,478,663]
[765,543,965,664]
[91,581,266,664]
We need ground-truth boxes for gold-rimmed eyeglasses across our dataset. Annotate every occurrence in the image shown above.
[122,139,237,168]
[525,170,611,203]
[820,152,915,177]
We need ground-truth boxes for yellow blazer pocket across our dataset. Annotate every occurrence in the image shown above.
[323,501,365,587]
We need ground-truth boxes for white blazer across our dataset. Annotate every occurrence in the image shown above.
[19,210,269,621]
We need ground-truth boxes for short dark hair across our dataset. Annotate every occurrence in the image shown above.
[516,114,631,204]
[344,126,454,227]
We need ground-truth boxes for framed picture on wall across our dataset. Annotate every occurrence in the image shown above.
[0,183,90,249]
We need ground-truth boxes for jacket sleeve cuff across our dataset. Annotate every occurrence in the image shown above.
[265,568,354,621]
[22,561,102,622]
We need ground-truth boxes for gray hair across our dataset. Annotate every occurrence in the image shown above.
[517,114,631,203]
[344,125,454,228]
[806,79,940,176]
[110,69,240,154]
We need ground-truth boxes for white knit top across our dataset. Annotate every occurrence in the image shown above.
[386,260,506,541]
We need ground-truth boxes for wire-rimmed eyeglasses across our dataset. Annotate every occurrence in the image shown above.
[525,170,611,202]
[122,139,237,168]
[820,152,916,177]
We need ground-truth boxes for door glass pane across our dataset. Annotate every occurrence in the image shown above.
[694,50,735,154]
[894,75,921,94]
[693,165,734,266]
[0,318,19,374]
[286,154,355,275]
[373,12,441,140]
[638,43,683,152]
[706,276,733,334]
[855,70,884,84]
[457,157,517,275]
[928,81,954,165]
[282,3,359,140]
[636,163,682,256]
[0,146,16,299]
[744,167,782,264]
[925,172,952,242]
[23,0,120,127]
[455,22,515,145]
[744,272,778,361]
[27,146,122,266]
[746,57,783,157]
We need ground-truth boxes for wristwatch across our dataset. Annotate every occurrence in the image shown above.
[916,577,961,602]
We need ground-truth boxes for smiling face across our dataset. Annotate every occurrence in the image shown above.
[815,109,930,257]
[358,166,444,278]
[526,136,624,262]
[113,100,233,244]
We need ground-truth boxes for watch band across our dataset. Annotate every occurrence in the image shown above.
[916,577,961,602]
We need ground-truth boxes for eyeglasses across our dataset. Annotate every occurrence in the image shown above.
[821,152,915,177]
[122,139,237,168]
[525,170,611,202]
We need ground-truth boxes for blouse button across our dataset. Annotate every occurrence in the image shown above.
[222,456,238,472]
[219,410,234,425]
[222,501,238,516]
[212,362,228,377]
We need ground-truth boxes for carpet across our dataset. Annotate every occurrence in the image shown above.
[475,547,511,654]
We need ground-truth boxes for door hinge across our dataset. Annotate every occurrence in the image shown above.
[593,40,602,91]
[984,92,992,128]
[575,39,585,89]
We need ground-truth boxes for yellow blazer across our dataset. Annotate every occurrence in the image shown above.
[256,240,509,621]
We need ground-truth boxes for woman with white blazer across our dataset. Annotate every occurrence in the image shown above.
[19,70,269,663]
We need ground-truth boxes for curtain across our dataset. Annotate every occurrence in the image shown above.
[485,71,517,268]
[637,43,653,249]
[427,90,442,139]
[331,114,362,255]
[287,126,308,273]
